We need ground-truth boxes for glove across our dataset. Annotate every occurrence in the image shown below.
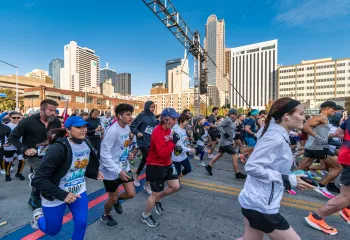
[314,135,328,146]
[172,133,180,145]
[224,133,230,138]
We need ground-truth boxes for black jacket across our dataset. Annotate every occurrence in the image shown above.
[0,124,11,145]
[86,117,102,140]
[8,113,61,155]
[32,137,100,202]
[130,101,157,146]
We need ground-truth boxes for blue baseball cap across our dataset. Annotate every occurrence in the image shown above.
[161,108,181,119]
[203,122,210,127]
[64,116,91,128]
[251,109,259,116]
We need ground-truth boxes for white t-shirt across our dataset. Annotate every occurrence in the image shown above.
[100,116,112,129]
[100,123,131,180]
[4,122,21,151]
[172,124,191,162]
[328,124,340,153]
[42,140,90,207]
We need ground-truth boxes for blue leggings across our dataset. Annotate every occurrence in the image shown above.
[38,191,88,240]
[173,158,192,176]
[195,145,205,161]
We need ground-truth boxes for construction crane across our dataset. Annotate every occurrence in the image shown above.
[141,0,207,116]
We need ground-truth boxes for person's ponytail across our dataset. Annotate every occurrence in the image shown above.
[261,115,272,138]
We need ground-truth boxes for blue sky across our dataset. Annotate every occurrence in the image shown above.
[1,0,350,96]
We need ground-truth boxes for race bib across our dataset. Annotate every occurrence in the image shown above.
[119,160,129,170]
[64,178,85,194]
[144,126,154,135]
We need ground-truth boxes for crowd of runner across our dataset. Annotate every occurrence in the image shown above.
[1,97,350,239]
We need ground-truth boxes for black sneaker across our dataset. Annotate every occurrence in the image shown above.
[113,201,123,214]
[15,173,25,181]
[236,172,247,180]
[5,175,11,182]
[141,213,159,228]
[205,165,213,176]
[327,183,340,194]
[100,215,118,227]
[155,202,163,215]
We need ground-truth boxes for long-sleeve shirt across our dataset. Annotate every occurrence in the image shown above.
[171,124,191,162]
[8,113,61,156]
[217,117,236,147]
[146,125,175,167]
[99,122,131,180]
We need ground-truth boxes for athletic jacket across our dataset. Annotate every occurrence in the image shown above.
[0,124,11,146]
[130,101,157,147]
[32,137,99,202]
[238,122,297,214]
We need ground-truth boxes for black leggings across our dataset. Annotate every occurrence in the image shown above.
[136,146,150,175]
[89,138,101,157]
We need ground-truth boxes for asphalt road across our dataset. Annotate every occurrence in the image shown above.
[0,153,349,240]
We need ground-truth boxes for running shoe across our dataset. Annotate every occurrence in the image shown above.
[339,208,350,224]
[100,214,118,227]
[235,172,247,180]
[194,156,200,161]
[28,198,41,210]
[141,213,159,228]
[314,186,335,199]
[205,165,213,175]
[114,200,123,214]
[198,162,206,167]
[286,189,297,195]
[28,173,34,188]
[305,212,337,235]
[208,154,214,159]
[144,183,152,195]
[155,202,163,215]
[5,175,11,182]
[134,177,140,187]
[309,171,321,181]
[15,173,25,181]
[0,170,5,175]
[238,154,246,163]
[30,208,43,230]
[327,183,340,194]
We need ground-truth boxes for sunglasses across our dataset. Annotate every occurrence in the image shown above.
[11,117,20,119]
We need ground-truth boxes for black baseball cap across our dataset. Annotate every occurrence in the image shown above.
[320,101,336,109]
[335,105,344,111]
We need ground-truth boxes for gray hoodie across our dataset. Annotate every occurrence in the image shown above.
[238,121,297,214]
[217,117,236,146]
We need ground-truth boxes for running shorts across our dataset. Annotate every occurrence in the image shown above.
[234,133,242,141]
[208,129,221,141]
[4,150,24,161]
[103,171,134,193]
[146,164,178,192]
[340,165,350,186]
[304,149,330,160]
[241,208,290,233]
[218,145,236,155]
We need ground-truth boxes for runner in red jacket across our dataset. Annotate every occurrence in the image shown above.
[141,108,181,228]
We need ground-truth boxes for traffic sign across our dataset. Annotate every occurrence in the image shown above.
[0,93,7,98]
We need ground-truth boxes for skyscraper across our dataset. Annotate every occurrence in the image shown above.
[205,14,226,107]
[230,40,278,109]
[100,63,117,92]
[49,58,64,88]
[116,73,131,95]
[63,41,100,91]
[166,50,190,94]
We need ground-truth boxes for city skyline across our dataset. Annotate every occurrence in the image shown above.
[1,1,350,97]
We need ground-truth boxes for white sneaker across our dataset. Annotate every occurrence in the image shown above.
[31,208,43,230]
[194,156,200,160]
[0,170,5,175]
[144,184,152,195]
[134,177,140,187]
[198,162,206,167]
[314,186,335,199]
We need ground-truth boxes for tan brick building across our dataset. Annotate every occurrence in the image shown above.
[150,86,168,95]
[23,86,144,117]
[0,75,53,95]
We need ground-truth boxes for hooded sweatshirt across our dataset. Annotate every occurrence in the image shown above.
[238,121,297,214]
[130,101,157,147]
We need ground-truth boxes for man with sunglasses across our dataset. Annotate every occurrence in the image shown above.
[9,99,62,210]
[3,112,25,182]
